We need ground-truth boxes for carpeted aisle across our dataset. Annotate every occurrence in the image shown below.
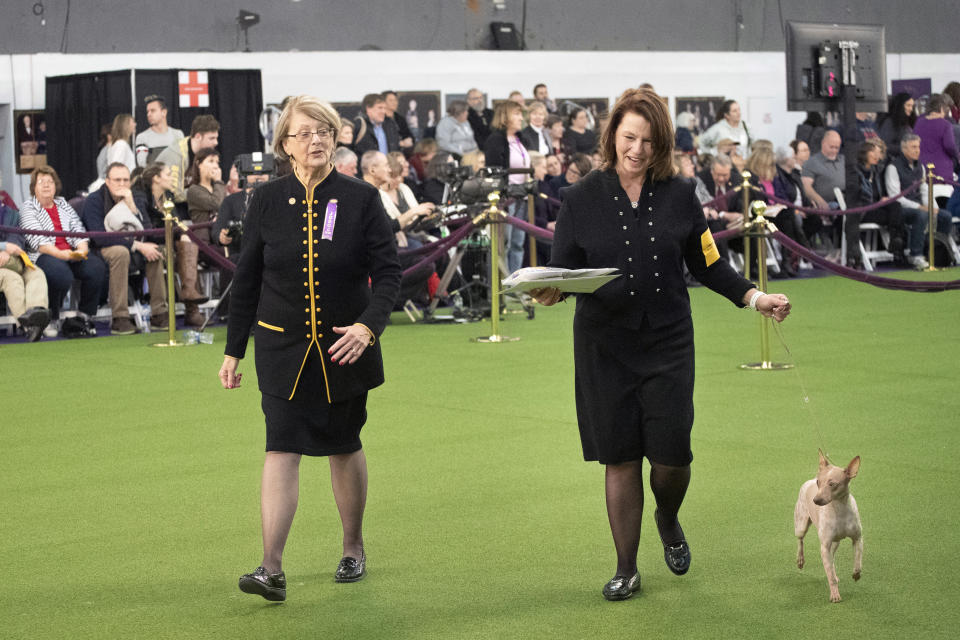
[1,269,958,639]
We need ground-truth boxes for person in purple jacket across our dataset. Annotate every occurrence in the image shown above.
[913,94,960,202]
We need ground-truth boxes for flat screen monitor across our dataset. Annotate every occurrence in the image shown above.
[785,21,887,112]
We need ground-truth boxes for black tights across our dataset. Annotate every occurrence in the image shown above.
[605,460,690,577]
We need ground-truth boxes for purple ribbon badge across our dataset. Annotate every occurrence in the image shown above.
[321,199,338,241]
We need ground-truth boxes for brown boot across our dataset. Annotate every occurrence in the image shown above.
[184,302,205,327]
[176,240,209,303]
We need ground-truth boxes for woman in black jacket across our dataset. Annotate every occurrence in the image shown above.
[842,138,906,267]
[877,92,916,160]
[220,96,401,601]
[532,88,791,601]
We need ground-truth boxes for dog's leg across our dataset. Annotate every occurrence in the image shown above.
[794,497,811,569]
[852,535,863,581]
[820,541,841,602]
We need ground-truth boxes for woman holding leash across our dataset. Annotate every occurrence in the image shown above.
[219,95,400,602]
[533,88,791,601]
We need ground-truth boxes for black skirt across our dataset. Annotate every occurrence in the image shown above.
[573,312,695,466]
[261,351,368,456]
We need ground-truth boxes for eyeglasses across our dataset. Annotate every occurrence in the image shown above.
[287,128,334,143]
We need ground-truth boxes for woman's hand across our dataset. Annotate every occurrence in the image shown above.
[219,355,242,389]
[329,324,373,366]
[412,202,436,217]
[529,287,564,306]
[756,293,791,322]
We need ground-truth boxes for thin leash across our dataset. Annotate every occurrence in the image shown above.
[771,319,832,461]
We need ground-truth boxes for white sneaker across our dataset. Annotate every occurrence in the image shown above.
[43,322,59,338]
[908,254,929,269]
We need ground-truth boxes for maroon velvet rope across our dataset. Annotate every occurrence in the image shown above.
[182,228,238,272]
[397,223,470,257]
[502,215,554,240]
[401,221,477,277]
[770,230,960,292]
[749,180,922,216]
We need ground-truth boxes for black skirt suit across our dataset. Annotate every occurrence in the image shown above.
[550,169,753,465]
[225,170,401,455]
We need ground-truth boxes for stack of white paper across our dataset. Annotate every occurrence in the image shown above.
[501,267,620,294]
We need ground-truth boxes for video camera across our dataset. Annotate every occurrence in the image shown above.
[441,164,538,206]
[233,152,275,188]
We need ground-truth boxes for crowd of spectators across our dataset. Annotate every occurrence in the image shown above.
[3,81,960,343]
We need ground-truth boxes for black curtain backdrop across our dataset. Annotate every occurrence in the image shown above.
[134,69,264,175]
[45,69,263,200]
[46,71,132,198]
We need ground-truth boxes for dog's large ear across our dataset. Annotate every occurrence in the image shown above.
[818,449,829,470]
[845,456,860,479]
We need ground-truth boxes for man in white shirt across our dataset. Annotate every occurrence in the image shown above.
[135,95,184,167]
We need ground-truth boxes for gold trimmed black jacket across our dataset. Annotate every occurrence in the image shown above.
[225,169,401,402]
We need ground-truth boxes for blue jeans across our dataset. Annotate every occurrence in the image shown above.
[902,206,955,255]
[36,253,106,319]
[500,200,526,275]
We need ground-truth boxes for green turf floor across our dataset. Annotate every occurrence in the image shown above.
[2,269,959,639]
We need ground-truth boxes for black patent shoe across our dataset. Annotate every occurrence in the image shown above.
[238,566,286,601]
[655,509,691,576]
[602,572,641,601]
[335,551,366,582]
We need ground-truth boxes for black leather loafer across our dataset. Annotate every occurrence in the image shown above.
[238,566,286,601]
[335,551,366,582]
[602,572,641,601]
[655,509,691,576]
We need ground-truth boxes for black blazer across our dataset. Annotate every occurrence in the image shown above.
[551,169,753,330]
[520,125,549,153]
[354,116,400,156]
[212,189,253,254]
[80,183,150,251]
[467,107,494,147]
[225,171,401,402]
[695,167,744,212]
[483,130,510,169]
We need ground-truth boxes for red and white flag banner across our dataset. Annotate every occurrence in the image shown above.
[178,71,209,108]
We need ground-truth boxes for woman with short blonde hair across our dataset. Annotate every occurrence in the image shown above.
[221,95,401,602]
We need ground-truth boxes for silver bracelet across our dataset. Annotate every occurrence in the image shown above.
[747,290,764,310]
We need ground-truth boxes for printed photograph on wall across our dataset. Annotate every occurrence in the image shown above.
[15,110,47,173]
[331,102,363,125]
[397,91,440,141]
[675,97,725,136]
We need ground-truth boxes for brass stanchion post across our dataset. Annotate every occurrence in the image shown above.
[740,201,792,371]
[151,199,186,347]
[740,171,752,279]
[473,192,519,343]
[527,193,537,268]
[925,164,941,272]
